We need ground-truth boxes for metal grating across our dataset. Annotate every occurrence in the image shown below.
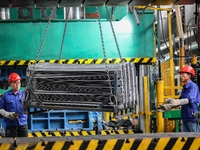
[25,62,137,115]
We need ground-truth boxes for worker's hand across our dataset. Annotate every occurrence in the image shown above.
[157,98,178,112]
[164,98,175,103]
[4,111,17,120]
[192,112,198,118]
[192,110,199,118]
[0,109,17,120]
[164,98,180,106]
[157,104,172,112]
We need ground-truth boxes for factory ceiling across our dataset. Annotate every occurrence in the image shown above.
[0,0,196,8]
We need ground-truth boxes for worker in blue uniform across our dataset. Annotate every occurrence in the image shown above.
[157,66,200,132]
[0,72,28,137]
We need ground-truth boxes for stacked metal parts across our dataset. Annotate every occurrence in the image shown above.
[25,62,138,116]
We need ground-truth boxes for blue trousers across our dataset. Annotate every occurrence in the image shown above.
[182,121,200,132]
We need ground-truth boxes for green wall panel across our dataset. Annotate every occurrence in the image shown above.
[0,12,154,60]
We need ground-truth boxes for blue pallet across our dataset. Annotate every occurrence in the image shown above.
[28,109,103,131]
[0,110,103,132]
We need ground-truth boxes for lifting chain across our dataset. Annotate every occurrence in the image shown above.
[26,7,56,90]
[105,6,126,113]
[58,7,70,63]
[96,7,117,108]
[105,6,122,60]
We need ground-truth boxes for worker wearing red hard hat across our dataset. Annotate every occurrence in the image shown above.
[157,66,200,132]
[0,72,28,137]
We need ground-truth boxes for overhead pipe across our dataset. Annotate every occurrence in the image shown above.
[135,6,172,12]
[175,5,185,86]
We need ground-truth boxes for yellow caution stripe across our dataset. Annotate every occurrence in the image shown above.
[0,58,156,66]
[0,137,199,150]
[28,129,134,138]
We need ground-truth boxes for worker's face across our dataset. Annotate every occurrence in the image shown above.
[10,80,21,92]
[179,72,191,83]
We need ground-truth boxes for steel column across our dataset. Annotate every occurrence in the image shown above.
[167,11,175,97]
[144,76,150,133]
[156,80,164,132]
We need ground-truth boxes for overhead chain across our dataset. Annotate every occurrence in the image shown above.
[58,7,70,63]
[26,7,56,90]
[105,6,122,60]
[96,7,116,107]
[105,6,126,114]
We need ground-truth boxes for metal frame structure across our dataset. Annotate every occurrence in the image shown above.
[25,62,137,117]
[0,0,196,7]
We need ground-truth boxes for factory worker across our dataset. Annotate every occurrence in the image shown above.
[0,72,28,137]
[157,66,200,132]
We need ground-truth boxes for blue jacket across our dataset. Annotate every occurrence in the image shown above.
[180,80,200,123]
[0,90,27,126]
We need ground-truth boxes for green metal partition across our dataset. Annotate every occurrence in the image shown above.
[0,8,154,60]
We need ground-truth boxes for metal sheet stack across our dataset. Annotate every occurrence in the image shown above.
[25,62,138,114]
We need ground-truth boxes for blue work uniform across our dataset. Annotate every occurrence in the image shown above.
[0,90,27,126]
[180,80,200,132]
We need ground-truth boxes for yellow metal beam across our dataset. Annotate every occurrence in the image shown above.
[156,80,164,132]
[143,76,150,133]
[135,6,172,11]
[167,11,175,97]
[164,86,182,90]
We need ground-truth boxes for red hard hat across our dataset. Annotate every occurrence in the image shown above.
[178,66,195,77]
[8,72,21,83]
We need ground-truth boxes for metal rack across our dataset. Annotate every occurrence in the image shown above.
[25,62,138,116]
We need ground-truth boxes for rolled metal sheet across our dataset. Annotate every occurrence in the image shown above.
[26,62,137,115]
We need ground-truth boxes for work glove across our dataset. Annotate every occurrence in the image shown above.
[192,111,198,118]
[0,109,17,120]
[157,104,172,112]
[157,98,189,112]
[164,98,189,106]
